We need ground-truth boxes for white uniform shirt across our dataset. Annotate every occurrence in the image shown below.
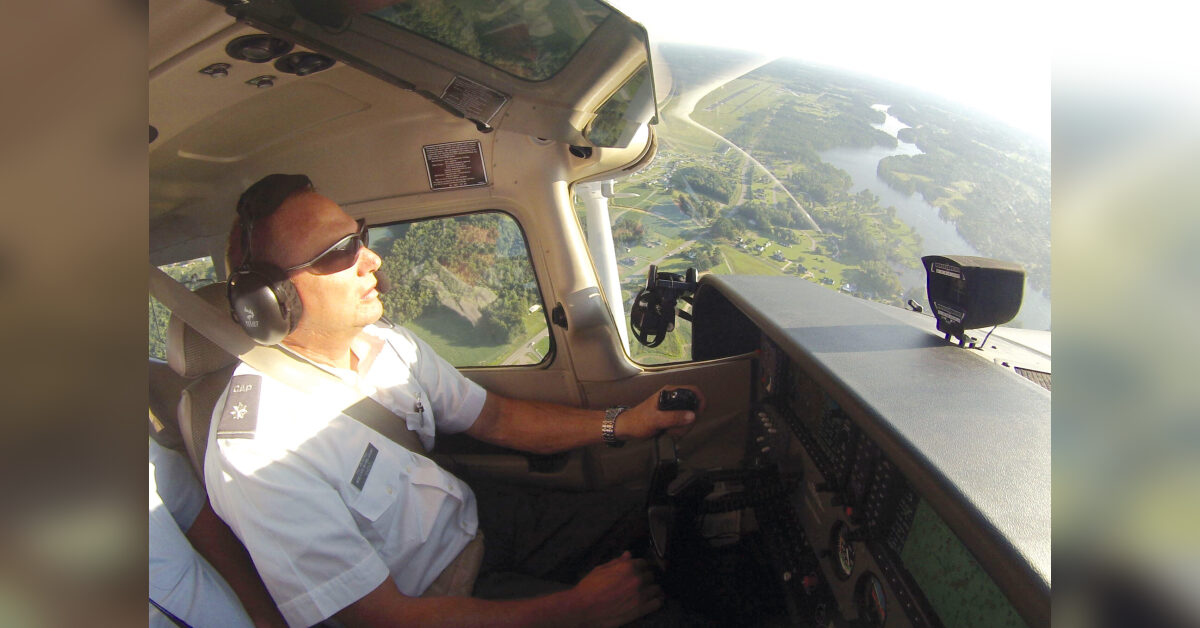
[149,438,255,628]
[205,325,488,627]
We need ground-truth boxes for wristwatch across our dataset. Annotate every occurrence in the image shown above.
[602,405,629,448]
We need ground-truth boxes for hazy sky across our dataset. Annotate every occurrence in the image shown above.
[607,0,1050,143]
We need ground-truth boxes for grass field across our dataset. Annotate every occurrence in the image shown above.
[656,118,723,154]
[627,317,693,365]
[692,78,785,135]
[407,307,548,367]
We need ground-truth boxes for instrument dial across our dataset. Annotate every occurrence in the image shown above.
[855,573,888,627]
[831,520,855,579]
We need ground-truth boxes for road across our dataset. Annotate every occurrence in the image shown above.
[501,328,548,365]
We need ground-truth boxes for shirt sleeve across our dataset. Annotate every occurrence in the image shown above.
[149,438,205,531]
[206,415,390,627]
[392,328,487,433]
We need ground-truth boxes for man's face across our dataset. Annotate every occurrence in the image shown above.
[261,191,384,337]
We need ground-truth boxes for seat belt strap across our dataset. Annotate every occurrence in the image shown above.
[149,597,192,628]
[149,264,424,456]
[343,395,424,454]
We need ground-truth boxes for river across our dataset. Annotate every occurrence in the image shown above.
[818,105,1051,330]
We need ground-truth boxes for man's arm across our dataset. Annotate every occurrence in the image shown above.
[336,551,661,628]
[465,385,706,454]
[185,502,288,628]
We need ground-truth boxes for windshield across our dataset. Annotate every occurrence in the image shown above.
[366,0,611,81]
[602,1,1050,348]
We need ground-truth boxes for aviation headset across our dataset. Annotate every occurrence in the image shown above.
[226,173,312,345]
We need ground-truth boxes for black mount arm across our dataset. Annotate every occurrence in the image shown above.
[630,265,698,348]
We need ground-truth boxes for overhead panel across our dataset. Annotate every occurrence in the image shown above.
[173,81,370,163]
[223,0,657,148]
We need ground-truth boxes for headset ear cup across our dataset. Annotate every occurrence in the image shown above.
[273,271,303,334]
[228,264,302,345]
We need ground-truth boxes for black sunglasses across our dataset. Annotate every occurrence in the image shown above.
[285,219,369,275]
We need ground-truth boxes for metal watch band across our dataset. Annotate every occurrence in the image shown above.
[602,405,628,448]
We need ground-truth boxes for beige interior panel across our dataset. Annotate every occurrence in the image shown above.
[580,356,754,488]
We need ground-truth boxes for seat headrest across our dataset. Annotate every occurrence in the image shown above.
[166,282,239,377]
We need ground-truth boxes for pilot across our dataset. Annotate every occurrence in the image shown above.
[205,174,705,627]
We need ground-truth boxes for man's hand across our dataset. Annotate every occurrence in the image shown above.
[336,551,665,627]
[567,552,664,627]
[615,385,707,442]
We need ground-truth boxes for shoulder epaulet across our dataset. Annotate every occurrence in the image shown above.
[217,374,262,439]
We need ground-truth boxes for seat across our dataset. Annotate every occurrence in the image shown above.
[149,357,193,452]
[165,282,240,479]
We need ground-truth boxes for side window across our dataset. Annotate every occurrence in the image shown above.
[149,256,218,359]
[369,212,550,367]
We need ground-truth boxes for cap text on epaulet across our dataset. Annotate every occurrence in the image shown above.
[217,374,261,439]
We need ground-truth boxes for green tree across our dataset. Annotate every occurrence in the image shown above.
[671,165,734,203]
[675,194,693,216]
[709,216,743,241]
[613,215,645,246]
[687,243,723,270]
[481,291,527,344]
[847,260,901,298]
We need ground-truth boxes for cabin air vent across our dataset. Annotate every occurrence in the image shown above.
[226,35,293,63]
[246,75,277,89]
[199,63,231,78]
[274,52,335,76]
[1014,367,1051,391]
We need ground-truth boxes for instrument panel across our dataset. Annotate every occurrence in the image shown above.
[746,336,1027,627]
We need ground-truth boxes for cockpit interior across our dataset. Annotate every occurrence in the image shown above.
[149,1,1051,626]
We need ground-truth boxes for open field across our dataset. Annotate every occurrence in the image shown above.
[408,307,548,367]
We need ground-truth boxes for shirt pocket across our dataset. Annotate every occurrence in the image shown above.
[400,461,467,543]
[380,388,436,447]
[347,448,400,523]
[346,448,468,547]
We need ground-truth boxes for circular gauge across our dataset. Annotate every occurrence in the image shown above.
[855,573,887,627]
[830,520,855,579]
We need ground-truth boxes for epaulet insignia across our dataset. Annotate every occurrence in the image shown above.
[217,374,261,439]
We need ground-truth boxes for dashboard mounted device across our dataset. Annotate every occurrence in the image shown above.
[922,255,1024,346]
[630,265,697,348]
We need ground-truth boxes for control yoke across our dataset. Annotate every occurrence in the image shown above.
[630,265,698,348]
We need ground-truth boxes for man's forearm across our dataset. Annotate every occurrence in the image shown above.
[338,551,660,628]
[467,394,604,454]
[465,388,701,455]
[186,503,288,628]
[337,579,581,627]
